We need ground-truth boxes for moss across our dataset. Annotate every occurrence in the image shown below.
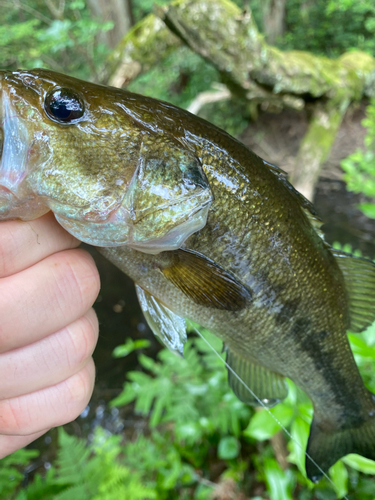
[106,14,181,80]
[160,0,375,106]
[107,0,375,107]
[291,99,350,197]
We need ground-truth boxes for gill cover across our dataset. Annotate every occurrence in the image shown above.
[54,138,213,253]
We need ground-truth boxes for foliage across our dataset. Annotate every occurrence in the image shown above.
[4,324,375,499]
[7,428,156,500]
[0,0,113,81]
[111,328,251,440]
[128,45,249,137]
[0,448,39,498]
[131,0,171,23]
[342,100,375,218]
[279,0,375,57]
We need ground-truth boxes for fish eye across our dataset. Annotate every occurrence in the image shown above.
[44,88,84,123]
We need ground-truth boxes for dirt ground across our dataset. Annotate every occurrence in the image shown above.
[240,102,368,179]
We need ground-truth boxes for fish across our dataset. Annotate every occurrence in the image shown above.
[1,69,375,482]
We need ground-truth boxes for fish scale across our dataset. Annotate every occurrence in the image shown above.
[1,68,375,481]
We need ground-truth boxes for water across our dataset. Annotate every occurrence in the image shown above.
[314,178,375,258]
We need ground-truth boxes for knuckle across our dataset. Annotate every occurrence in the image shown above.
[66,361,95,408]
[51,250,100,315]
[66,311,99,368]
[0,398,27,435]
[65,250,100,307]
[0,225,18,277]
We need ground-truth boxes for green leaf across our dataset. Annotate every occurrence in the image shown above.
[358,203,375,219]
[348,333,375,360]
[244,404,294,441]
[110,384,136,407]
[264,458,294,500]
[342,454,375,474]
[0,448,40,496]
[287,416,310,475]
[329,460,348,498]
[112,338,150,358]
[217,436,241,459]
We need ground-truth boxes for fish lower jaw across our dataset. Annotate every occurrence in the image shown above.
[0,187,49,220]
[50,200,210,252]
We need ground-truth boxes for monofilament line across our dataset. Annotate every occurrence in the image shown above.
[192,325,350,499]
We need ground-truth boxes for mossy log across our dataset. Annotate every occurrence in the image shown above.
[104,14,181,87]
[108,0,375,199]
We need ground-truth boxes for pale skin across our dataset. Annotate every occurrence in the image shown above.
[0,212,100,459]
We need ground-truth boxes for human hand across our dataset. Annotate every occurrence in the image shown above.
[0,212,100,458]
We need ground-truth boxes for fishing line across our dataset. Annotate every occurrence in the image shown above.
[192,325,350,499]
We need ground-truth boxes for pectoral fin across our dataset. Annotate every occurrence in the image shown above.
[160,249,251,311]
[135,284,187,357]
[332,248,375,332]
[226,348,288,408]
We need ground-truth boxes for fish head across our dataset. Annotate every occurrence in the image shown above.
[0,69,213,253]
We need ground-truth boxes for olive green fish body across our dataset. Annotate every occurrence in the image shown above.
[2,69,375,481]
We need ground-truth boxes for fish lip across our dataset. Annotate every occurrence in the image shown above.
[0,89,29,195]
[0,124,3,167]
[0,73,48,220]
[0,72,4,167]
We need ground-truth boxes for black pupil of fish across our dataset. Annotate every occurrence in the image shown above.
[45,89,84,122]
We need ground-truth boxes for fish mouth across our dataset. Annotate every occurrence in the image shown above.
[0,73,49,220]
[0,124,3,171]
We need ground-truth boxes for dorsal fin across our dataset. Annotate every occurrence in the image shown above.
[331,248,375,332]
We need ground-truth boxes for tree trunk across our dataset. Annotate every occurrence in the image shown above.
[104,13,180,87]
[88,0,134,48]
[263,0,286,45]
[108,0,375,199]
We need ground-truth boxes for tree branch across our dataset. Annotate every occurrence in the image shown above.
[108,0,375,198]
[103,13,181,85]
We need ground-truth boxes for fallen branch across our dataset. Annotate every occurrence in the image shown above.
[187,84,231,115]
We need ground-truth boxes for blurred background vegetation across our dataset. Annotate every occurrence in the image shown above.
[2,0,375,499]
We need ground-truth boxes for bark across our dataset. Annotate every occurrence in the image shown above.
[108,0,375,199]
[187,84,231,115]
[290,97,350,199]
[88,0,134,48]
[158,0,375,199]
[103,13,181,86]
[263,0,286,45]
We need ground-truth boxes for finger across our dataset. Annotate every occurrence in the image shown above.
[0,430,48,460]
[0,359,95,436]
[0,308,98,400]
[0,212,79,278]
[0,249,100,353]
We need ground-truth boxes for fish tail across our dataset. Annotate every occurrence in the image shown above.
[306,403,375,482]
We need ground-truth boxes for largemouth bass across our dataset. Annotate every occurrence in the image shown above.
[1,69,375,481]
